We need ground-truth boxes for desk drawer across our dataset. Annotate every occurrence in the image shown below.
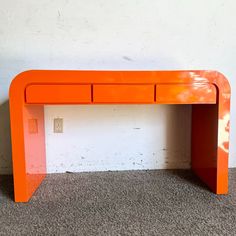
[26,85,91,104]
[93,85,155,103]
[156,84,217,104]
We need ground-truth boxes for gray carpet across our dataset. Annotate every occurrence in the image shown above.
[0,169,236,236]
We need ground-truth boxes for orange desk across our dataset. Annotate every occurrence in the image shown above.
[9,70,231,202]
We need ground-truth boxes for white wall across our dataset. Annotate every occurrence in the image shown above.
[0,0,236,174]
[45,105,191,172]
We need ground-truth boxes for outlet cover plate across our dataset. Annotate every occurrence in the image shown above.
[54,118,63,133]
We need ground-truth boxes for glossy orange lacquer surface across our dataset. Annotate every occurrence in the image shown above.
[93,85,155,103]
[156,84,217,104]
[26,85,92,104]
[9,70,231,202]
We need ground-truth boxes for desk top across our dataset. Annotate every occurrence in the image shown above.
[10,70,230,86]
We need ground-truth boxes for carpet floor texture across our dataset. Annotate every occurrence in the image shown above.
[0,169,236,235]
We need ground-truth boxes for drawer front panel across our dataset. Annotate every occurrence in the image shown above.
[26,85,91,104]
[156,84,217,104]
[93,85,155,103]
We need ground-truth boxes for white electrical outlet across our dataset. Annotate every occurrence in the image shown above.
[54,118,63,133]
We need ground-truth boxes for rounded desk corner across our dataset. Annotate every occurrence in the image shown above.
[9,70,35,97]
[216,71,231,94]
[205,70,231,94]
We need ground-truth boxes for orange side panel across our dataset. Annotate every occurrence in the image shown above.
[25,85,91,104]
[156,84,217,104]
[191,104,219,193]
[23,105,47,201]
[93,85,155,103]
